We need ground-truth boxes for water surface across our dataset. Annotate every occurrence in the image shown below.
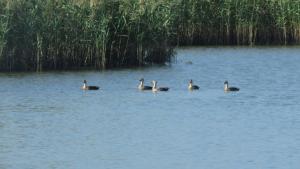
[1,47,300,169]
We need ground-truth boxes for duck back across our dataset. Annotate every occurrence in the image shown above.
[159,87,169,91]
[87,86,99,90]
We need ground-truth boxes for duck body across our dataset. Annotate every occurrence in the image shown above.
[227,87,239,92]
[189,85,199,90]
[81,80,99,90]
[83,86,99,90]
[152,87,169,92]
[188,80,199,90]
[224,81,239,92]
[139,86,152,90]
[157,87,169,91]
[152,81,169,92]
[138,78,152,91]
[161,87,169,91]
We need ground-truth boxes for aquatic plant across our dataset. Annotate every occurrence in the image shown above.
[174,0,300,46]
[1,0,300,71]
[0,0,174,71]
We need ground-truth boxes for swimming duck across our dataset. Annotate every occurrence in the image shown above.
[81,80,99,90]
[138,78,152,90]
[152,80,169,92]
[188,79,199,90]
[224,81,239,92]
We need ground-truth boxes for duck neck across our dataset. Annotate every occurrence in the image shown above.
[139,81,144,88]
[83,82,87,89]
[189,82,193,89]
[153,82,157,89]
[224,83,228,91]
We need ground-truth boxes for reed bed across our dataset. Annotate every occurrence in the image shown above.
[0,0,174,71]
[175,0,300,46]
[0,0,300,71]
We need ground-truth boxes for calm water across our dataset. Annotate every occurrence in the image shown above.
[1,47,300,169]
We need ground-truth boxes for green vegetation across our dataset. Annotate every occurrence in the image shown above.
[1,0,300,71]
[0,0,174,71]
[175,0,300,46]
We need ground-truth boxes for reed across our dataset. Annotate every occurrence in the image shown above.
[0,0,174,71]
[175,0,300,46]
[1,0,300,71]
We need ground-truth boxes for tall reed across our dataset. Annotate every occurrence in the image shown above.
[0,0,174,71]
[1,0,300,71]
[174,0,300,46]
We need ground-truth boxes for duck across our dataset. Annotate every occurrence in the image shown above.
[152,80,169,92]
[138,78,152,90]
[81,80,99,90]
[224,81,239,92]
[188,79,199,90]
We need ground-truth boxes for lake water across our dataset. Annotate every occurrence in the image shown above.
[1,47,300,169]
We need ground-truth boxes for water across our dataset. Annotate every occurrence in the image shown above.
[1,47,300,169]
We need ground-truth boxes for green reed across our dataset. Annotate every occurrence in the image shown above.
[1,0,300,71]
